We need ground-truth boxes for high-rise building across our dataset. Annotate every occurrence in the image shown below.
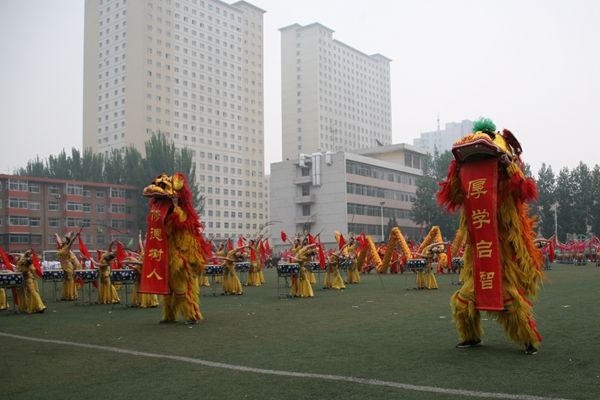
[413,119,473,154]
[280,23,392,161]
[83,0,266,239]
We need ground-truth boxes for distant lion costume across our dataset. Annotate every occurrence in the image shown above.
[140,173,209,324]
[437,118,543,355]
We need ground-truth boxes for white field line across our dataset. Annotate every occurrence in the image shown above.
[0,332,570,400]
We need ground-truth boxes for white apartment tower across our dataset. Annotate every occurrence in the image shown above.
[280,23,392,161]
[83,0,266,239]
[413,119,474,154]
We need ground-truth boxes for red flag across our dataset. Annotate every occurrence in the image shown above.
[237,236,246,255]
[308,233,315,245]
[338,233,346,250]
[0,246,13,271]
[32,250,43,278]
[114,241,126,269]
[280,230,288,243]
[78,235,92,260]
[549,241,555,263]
[227,238,234,251]
[205,242,213,260]
[264,240,272,257]
[259,241,266,264]
[318,244,326,270]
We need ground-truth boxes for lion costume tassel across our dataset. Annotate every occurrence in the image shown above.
[437,118,543,355]
[140,173,209,324]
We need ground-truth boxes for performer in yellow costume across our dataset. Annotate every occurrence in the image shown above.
[220,248,244,295]
[141,173,209,324]
[438,118,544,355]
[415,227,444,290]
[290,243,316,298]
[346,236,361,284]
[246,239,261,286]
[15,250,46,314]
[93,249,121,304]
[323,250,346,290]
[56,232,83,301]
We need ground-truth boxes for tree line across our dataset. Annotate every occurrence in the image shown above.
[411,151,600,243]
[16,133,200,231]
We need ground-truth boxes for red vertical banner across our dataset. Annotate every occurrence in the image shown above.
[460,159,504,311]
[139,200,171,294]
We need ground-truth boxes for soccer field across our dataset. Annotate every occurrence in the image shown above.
[2,263,598,400]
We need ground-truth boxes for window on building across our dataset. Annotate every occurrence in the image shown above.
[302,205,311,216]
[8,179,28,191]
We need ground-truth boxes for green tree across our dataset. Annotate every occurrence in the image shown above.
[554,167,575,241]
[17,156,47,177]
[46,149,71,179]
[80,148,105,183]
[590,165,600,236]
[535,163,556,238]
[104,149,125,184]
[412,150,459,240]
[570,162,592,235]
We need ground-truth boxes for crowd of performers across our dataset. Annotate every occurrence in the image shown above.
[2,120,599,356]
[0,221,470,314]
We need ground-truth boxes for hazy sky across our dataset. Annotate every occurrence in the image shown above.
[1,0,598,175]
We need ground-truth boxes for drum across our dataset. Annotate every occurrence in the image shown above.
[42,269,65,281]
[276,263,300,275]
[0,272,24,288]
[339,258,353,270]
[110,269,138,283]
[451,257,464,270]
[235,262,250,272]
[204,264,223,275]
[74,269,99,282]
[309,261,323,271]
[407,258,427,272]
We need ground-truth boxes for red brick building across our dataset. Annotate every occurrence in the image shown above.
[0,175,139,253]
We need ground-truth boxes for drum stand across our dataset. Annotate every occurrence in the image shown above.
[76,281,95,306]
[277,272,294,299]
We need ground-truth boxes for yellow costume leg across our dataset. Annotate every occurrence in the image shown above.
[61,272,78,300]
[496,286,542,348]
[179,280,202,322]
[0,289,8,310]
[297,267,314,298]
[331,270,346,290]
[451,274,483,343]
[16,287,28,313]
[323,271,332,289]
[25,278,45,313]
[161,293,178,322]
[110,284,121,304]
[426,271,438,289]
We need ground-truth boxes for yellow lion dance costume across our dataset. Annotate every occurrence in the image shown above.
[437,118,543,355]
[140,173,209,324]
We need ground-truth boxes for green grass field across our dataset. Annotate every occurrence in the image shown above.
[1,263,599,400]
